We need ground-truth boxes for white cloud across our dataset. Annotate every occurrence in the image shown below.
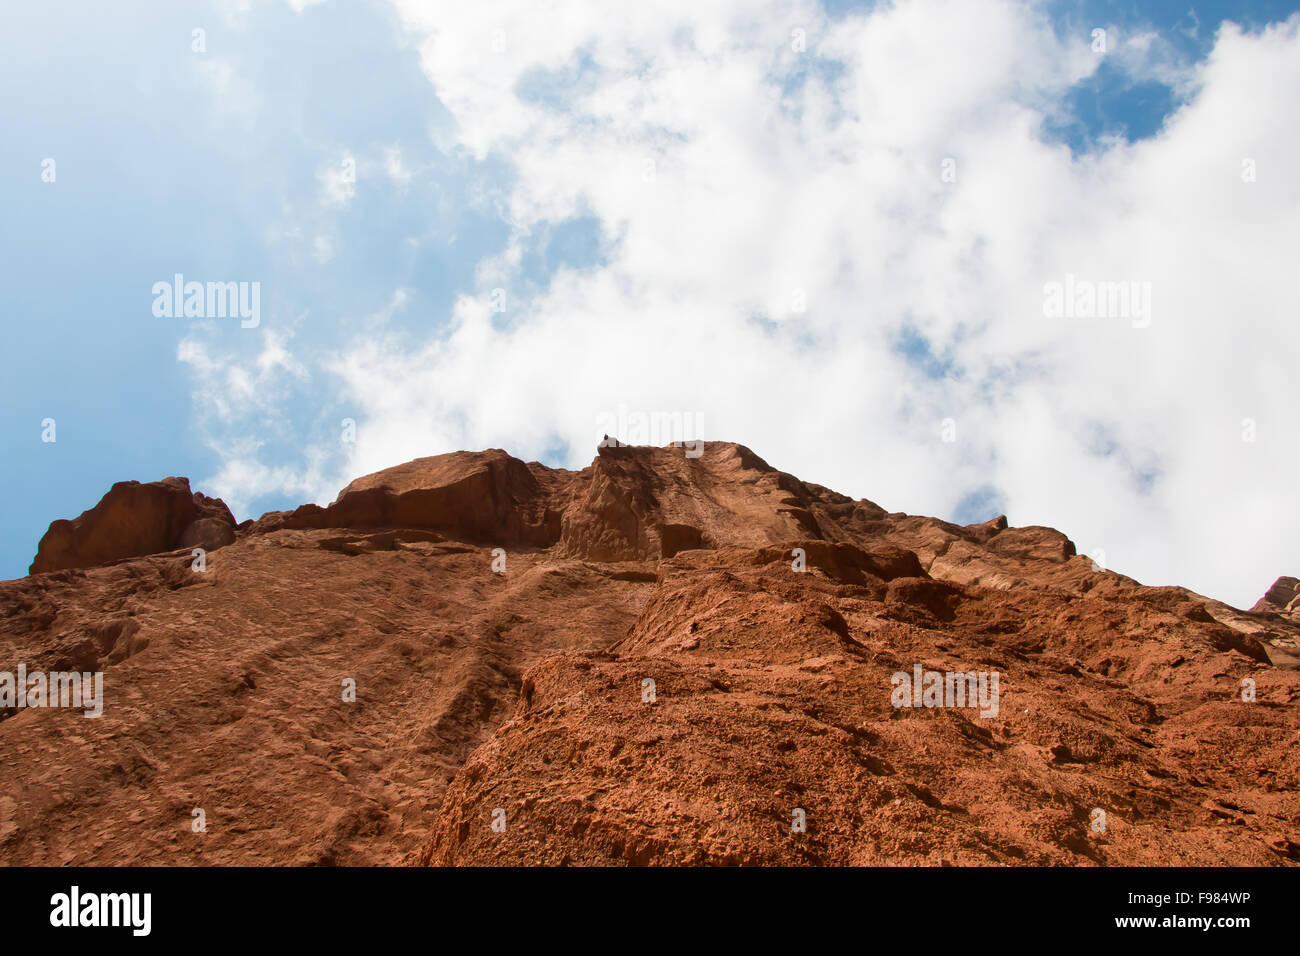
[193,56,261,117]
[383,145,412,187]
[317,154,357,208]
[177,330,340,517]
[1107,26,1199,95]
[178,329,308,423]
[312,233,337,263]
[214,0,326,26]
[201,441,337,520]
[190,1,1300,609]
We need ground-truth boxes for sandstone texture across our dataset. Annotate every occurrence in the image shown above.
[29,478,236,575]
[2,442,1298,866]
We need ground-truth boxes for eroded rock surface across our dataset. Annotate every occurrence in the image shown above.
[3,442,1298,865]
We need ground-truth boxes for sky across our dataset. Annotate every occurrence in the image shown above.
[2,0,1298,609]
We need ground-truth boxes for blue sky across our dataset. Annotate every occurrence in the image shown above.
[3,0,498,561]
[3,0,1298,608]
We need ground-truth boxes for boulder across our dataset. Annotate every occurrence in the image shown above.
[30,477,236,573]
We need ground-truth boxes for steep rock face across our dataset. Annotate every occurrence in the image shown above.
[557,442,888,561]
[423,541,1298,866]
[4,441,1299,866]
[29,478,236,574]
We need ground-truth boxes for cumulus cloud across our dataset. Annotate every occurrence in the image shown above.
[190,0,1300,608]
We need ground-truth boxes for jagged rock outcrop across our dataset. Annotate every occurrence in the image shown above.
[557,442,841,560]
[3,441,1298,866]
[250,449,565,547]
[1254,576,1300,615]
[29,477,236,574]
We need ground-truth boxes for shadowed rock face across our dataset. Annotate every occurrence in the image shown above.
[29,477,236,574]
[3,442,1299,866]
[1254,576,1300,616]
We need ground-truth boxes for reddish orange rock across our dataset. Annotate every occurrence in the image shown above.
[2,441,1297,866]
[29,477,236,574]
